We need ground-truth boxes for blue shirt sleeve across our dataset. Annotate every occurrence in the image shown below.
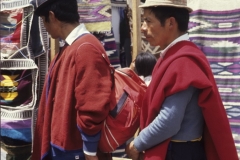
[134,86,197,152]
[78,126,100,155]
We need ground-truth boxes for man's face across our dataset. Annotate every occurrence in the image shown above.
[141,9,170,49]
[41,14,59,39]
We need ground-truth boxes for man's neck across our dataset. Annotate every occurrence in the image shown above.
[60,22,80,40]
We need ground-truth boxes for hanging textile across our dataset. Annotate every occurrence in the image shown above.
[104,30,121,68]
[188,0,240,158]
[78,0,112,33]
[0,59,38,160]
[93,30,121,69]
[0,1,40,159]
[0,3,34,59]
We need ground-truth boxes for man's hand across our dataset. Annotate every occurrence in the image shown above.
[84,154,98,160]
[125,141,140,160]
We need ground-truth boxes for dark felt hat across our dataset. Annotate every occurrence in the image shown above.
[34,0,58,16]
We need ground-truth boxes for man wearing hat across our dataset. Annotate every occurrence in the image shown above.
[32,0,113,159]
[126,0,238,160]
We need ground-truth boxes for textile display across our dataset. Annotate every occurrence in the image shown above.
[0,9,23,58]
[93,30,121,68]
[0,59,38,142]
[0,69,33,107]
[0,2,34,59]
[0,2,40,160]
[78,0,112,33]
[104,31,121,68]
[31,1,50,156]
[188,0,240,157]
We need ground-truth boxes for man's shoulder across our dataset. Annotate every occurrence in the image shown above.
[74,34,99,44]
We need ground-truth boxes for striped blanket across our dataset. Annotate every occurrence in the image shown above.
[188,0,240,158]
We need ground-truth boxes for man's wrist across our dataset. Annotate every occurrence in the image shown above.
[132,142,139,153]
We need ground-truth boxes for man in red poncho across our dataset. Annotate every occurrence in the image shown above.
[32,0,113,159]
[126,0,238,160]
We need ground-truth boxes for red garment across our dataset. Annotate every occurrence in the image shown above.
[140,41,238,160]
[32,34,112,160]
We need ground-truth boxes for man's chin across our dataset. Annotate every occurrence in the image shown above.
[148,42,158,47]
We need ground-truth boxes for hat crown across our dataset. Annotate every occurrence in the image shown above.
[139,0,192,12]
[144,0,187,6]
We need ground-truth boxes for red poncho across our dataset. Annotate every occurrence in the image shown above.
[32,34,112,160]
[141,41,238,160]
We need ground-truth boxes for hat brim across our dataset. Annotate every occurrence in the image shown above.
[35,0,57,16]
[139,3,193,12]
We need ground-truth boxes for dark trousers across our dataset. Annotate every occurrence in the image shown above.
[166,141,207,160]
[50,145,112,160]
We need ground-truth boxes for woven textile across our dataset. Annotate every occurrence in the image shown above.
[78,0,112,33]
[1,59,38,142]
[188,0,240,157]
[0,9,22,58]
[93,30,121,68]
[103,31,121,68]
[0,69,33,107]
[0,1,46,159]
[0,1,34,59]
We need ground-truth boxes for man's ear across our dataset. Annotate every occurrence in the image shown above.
[48,11,56,22]
[169,17,175,27]
[167,17,176,30]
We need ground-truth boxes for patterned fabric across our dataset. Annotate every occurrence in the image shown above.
[0,1,46,160]
[103,31,121,68]
[0,59,38,143]
[1,119,32,142]
[0,70,33,107]
[0,0,31,11]
[78,0,112,33]
[0,3,34,59]
[188,7,240,158]
[93,30,121,68]
[0,9,23,59]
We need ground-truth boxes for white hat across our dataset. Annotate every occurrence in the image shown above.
[139,0,193,12]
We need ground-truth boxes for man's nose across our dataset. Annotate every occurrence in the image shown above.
[141,22,147,33]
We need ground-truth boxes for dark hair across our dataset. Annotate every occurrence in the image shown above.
[135,52,157,77]
[35,0,79,24]
[148,6,189,32]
